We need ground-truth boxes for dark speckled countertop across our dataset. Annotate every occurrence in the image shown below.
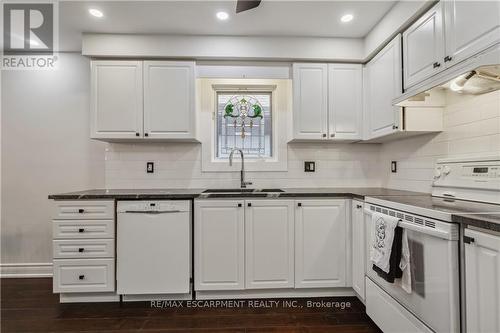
[48,187,426,200]
[49,187,500,232]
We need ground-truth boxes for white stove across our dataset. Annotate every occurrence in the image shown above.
[363,156,500,333]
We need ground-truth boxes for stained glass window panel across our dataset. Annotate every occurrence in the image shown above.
[216,92,272,159]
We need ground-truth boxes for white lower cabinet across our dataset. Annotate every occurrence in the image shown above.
[465,228,500,333]
[351,200,365,301]
[195,198,350,294]
[53,258,115,293]
[245,200,294,289]
[51,200,116,299]
[295,199,348,288]
[194,200,245,290]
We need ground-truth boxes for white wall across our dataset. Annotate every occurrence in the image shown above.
[1,53,106,269]
[105,142,383,189]
[381,90,500,193]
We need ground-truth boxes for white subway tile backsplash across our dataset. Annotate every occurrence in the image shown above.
[381,90,500,193]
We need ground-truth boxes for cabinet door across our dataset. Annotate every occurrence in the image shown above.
[444,0,500,67]
[90,61,143,139]
[194,200,245,290]
[295,199,347,288]
[465,228,500,333]
[328,64,363,140]
[292,63,328,140]
[365,35,403,140]
[351,200,365,301]
[245,200,294,289]
[143,61,196,139]
[403,2,445,89]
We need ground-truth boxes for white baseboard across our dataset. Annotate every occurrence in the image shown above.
[0,262,53,278]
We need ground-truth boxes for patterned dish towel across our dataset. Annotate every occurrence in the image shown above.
[370,212,400,273]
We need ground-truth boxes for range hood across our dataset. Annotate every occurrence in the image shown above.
[394,44,500,106]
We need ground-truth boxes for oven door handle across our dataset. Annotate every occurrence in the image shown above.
[364,209,456,240]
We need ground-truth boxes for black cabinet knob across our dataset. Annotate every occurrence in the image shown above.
[433,62,441,68]
[392,125,399,130]
[144,133,149,137]
[238,203,242,207]
[297,203,302,207]
[78,228,84,233]
[78,275,85,280]
[247,203,252,207]
[322,133,327,138]
[78,209,84,213]
[357,205,362,209]
[135,132,140,137]
[78,248,84,253]
[444,56,452,62]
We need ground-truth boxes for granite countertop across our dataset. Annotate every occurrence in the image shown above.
[366,195,500,232]
[48,187,500,232]
[48,187,426,200]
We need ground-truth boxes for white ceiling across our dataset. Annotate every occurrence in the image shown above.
[59,1,397,51]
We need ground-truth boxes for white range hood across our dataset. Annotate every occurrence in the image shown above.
[394,43,500,106]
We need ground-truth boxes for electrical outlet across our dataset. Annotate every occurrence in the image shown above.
[147,162,154,173]
[391,161,397,173]
[304,161,316,172]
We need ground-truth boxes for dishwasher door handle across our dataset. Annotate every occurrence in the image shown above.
[123,210,182,214]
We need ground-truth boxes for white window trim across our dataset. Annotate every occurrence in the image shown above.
[198,78,290,172]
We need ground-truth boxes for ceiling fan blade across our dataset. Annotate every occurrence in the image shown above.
[236,0,261,13]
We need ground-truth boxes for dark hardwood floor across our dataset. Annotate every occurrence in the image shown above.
[1,278,381,333]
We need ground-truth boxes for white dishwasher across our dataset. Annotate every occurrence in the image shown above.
[117,200,191,296]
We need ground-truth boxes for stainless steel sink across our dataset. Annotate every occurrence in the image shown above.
[202,188,284,193]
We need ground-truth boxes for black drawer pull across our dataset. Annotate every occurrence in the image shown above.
[297,203,302,207]
[433,62,441,68]
[78,209,85,213]
[78,248,84,252]
[135,132,140,137]
[238,203,242,207]
[357,205,362,209]
[322,133,327,138]
[78,228,85,233]
[247,203,252,207]
[145,133,149,137]
[78,275,85,280]
[464,236,475,244]
[444,56,452,62]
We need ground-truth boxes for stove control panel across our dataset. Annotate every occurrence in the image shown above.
[433,157,500,201]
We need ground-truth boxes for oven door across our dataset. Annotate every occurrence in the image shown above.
[364,205,460,333]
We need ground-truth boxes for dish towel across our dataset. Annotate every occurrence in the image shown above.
[370,212,400,273]
[396,228,412,293]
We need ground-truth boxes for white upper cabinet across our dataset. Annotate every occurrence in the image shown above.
[194,200,245,291]
[465,228,500,333]
[143,61,196,139]
[364,34,403,140]
[295,199,348,288]
[292,63,363,141]
[245,200,294,289]
[444,0,500,67]
[90,61,143,139]
[328,64,363,140]
[403,2,445,89]
[292,63,328,140]
[91,60,196,141]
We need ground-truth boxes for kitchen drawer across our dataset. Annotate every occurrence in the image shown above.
[53,239,115,259]
[53,220,115,239]
[53,258,115,293]
[52,200,114,220]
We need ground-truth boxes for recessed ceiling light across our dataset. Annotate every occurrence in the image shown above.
[89,8,104,18]
[341,14,354,23]
[216,11,229,21]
